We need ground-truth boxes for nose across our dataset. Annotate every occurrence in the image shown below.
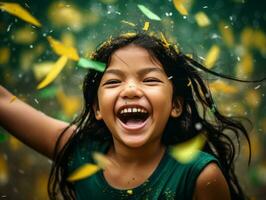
[120,81,143,99]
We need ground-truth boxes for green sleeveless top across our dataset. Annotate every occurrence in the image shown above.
[67,138,219,200]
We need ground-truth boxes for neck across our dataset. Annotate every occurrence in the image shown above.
[108,139,166,166]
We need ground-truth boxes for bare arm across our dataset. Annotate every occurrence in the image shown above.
[193,163,231,200]
[0,85,75,159]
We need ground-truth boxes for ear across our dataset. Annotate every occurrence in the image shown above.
[93,101,103,120]
[171,97,183,118]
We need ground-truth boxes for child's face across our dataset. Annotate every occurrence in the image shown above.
[94,45,181,148]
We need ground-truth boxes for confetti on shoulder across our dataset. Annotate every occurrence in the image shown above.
[0,2,41,27]
[78,58,106,72]
[9,95,17,103]
[137,4,161,21]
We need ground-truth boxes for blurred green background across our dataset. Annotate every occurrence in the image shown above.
[0,0,266,199]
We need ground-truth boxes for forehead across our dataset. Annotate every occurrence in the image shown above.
[108,45,162,70]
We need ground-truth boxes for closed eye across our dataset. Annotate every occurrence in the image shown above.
[143,78,162,83]
[103,79,121,86]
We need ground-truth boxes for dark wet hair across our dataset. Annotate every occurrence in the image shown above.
[48,32,259,199]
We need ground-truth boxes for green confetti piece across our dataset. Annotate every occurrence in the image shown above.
[0,133,9,143]
[137,4,161,21]
[78,58,106,72]
[38,86,57,99]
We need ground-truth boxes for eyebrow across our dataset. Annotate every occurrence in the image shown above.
[104,67,165,77]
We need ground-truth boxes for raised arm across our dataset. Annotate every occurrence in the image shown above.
[0,85,75,159]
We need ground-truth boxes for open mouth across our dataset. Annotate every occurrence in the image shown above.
[117,106,150,127]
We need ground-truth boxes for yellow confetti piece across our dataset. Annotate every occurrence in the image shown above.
[56,89,81,117]
[37,56,68,90]
[33,61,54,80]
[209,80,238,94]
[171,134,206,163]
[47,36,79,61]
[12,27,37,44]
[160,32,170,48]
[173,0,188,15]
[245,90,261,109]
[240,27,254,48]
[204,45,220,69]
[143,21,150,31]
[120,32,137,38]
[67,164,100,182]
[194,11,211,27]
[0,2,41,27]
[253,30,266,54]
[92,152,113,169]
[0,154,9,185]
[218,21,234,48]
[127,189,133,195]
[235,52,254,78]
[121,20,136,27]
[9,96,17,103]
[0,47,10,64]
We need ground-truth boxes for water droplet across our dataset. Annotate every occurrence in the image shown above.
[29,45,34,48]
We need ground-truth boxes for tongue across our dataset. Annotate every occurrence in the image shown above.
[125,119,144,127]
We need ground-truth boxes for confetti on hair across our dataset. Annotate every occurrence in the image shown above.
[9,95,17,103]
[204,45,220,69]
[160,32,170,48]
[0,2,41,27]
[67,163,100,182]
[37,56,68,90]
[137,4,161,21]
[120,32,137,38]
[170,134,206,163]
[143,21,150,31]
[218,21,234,48]
[187,79,192,87]
[173,0,188,16]
[209,80,238,94]
[78,58,106,72]
[121,20,136,27]
[194,11,211,27]
[47,36,79,61]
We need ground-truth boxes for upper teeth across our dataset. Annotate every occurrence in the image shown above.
[120,107,148,114]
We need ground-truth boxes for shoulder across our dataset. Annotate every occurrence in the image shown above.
[193,162,231,200]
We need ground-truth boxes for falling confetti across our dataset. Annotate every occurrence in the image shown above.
[78,58,106,72]
[173,0,188,16]
[235,52,254,78]
[37,56,68,89]
[67,163,100,182]
[137,4,161,21]
[218,21,234,47]
[209,80,238,94]
[0,2,41,27]
[121,20,136,27]
[47,36,79,61]
[56,89,81,117]
[204,45,220,69]
[92,152,113,169]
[127,189,133,195]
[143,21,150,31]
[170,134,206,163]
[194,11,211,27]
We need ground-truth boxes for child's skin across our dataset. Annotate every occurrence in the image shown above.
[0,45,230,199]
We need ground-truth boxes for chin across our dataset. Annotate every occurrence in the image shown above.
[120,134,151,148]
